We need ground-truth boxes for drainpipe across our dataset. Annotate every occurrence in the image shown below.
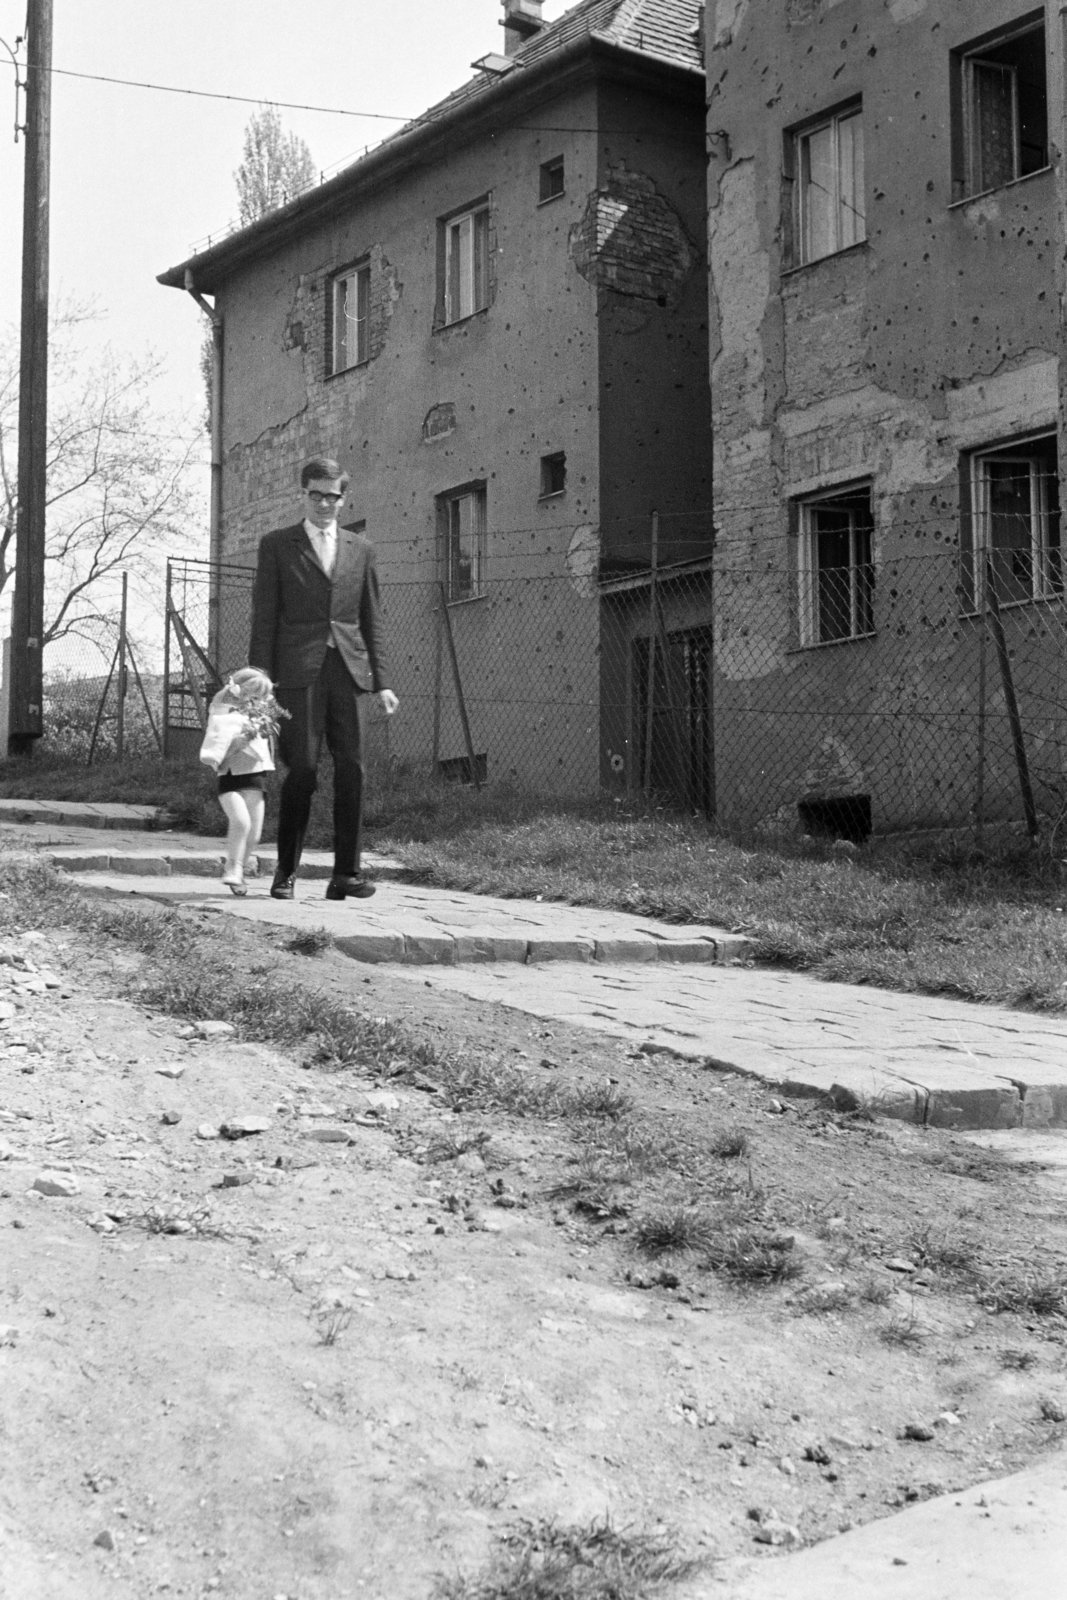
[184,269,223,663]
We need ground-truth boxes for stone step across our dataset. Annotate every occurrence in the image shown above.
[48,848,404,881]
[0,797,163,830]
[57,869,751,968]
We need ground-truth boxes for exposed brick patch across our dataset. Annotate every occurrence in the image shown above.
[569,163,695,305]
[422,403,457,442]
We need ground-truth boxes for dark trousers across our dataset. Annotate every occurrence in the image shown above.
[275,649,366,878]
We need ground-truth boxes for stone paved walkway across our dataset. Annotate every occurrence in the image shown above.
[5,817,1067,1131]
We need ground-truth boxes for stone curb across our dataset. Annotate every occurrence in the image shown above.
[0,799,162,829]
[59,872,744,968]
[47,850,398,882]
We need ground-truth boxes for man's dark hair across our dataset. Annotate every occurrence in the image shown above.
[301,457,349,491]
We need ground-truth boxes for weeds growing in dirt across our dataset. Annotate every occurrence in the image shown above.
[702,1229,802,1285]
[999,1348,1039,1371]
[880,1314,926,1349]
[634,1207,716,1256]
[312,1300,354,1346]
[979,1266,1067,1319]
[708,1126,751,1159]
[434,1516,702,1600]
[286,927,334,957]
[906,1224,980,1276]
[859,1276,892,1308]
[797,1281,854,1314]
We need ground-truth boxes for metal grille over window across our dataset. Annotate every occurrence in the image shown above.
[798,487,875,645]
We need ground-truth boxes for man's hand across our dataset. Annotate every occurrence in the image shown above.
[378,689,399,716]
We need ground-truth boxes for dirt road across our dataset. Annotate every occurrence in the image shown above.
[2,866,1066,1599]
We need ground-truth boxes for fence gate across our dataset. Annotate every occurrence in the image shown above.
[164,558,255,759]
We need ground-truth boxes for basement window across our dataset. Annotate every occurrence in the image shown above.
[789,101,865,266]
[539,156,565,203]
[329,261,370,374]
[797,484,875,646]
[963,435,1061,608]
[438,482,487,601]
[953,16,1048,200]
[539,452,566,498]
[440,201,490,325]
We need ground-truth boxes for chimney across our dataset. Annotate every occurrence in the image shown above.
[501,0,544,55]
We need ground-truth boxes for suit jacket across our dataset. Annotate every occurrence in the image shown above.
[248,522,390,692]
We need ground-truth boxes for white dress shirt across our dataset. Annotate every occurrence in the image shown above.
[303,516,337,579]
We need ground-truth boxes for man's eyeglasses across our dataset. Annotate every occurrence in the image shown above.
[306,490,344,505]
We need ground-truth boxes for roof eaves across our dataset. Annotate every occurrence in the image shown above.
[159,28,701,292]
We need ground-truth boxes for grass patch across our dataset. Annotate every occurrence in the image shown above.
[634,1207,716,1257]
[701,1228,802,1285]
[880,1315,926,1349]
[17,749,1067,1010]
[708,1126,751,1160]
[905,1224,981,1277]
[434,1517,701,1600]
[979,1266,1067,1319]
[285,927,334,957]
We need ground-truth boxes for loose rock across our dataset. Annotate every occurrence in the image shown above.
[93,1530,116,1551]
[196,1124,220,1140]
[194,1021,236,1040]
[302,1127,351,1143]
[32,1170,80,1197]
[884,1258,918,1274]
[160,1111,181,1126]
[901,1423,934,1442]
[363,1090,401,1112]
[220,1115,271,1139]
[156,1065,185,1080]
[0,1324,18,1346]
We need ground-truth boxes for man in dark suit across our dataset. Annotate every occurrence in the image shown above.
[249,456,398,901]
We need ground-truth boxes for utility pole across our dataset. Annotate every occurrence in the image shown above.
[8,0,52,755]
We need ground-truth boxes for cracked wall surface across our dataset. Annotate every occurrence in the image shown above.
[706,0,1066,830]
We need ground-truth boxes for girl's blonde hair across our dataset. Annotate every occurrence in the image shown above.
[225,666,274,701]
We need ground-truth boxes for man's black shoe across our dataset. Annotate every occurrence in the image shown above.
[325,874,376,901]
[270,872,295,900]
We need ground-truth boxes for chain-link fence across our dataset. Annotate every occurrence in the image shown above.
[39,616,162,763]
[173,531,1066,839]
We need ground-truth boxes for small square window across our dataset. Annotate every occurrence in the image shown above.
[953,18,1048,201]
[797,485,875,646]
[539,452,566,497]
[441,204,490,325]
[438,483,487,601]
[789,103,865,266]
[964,435,1061,607]
[330,263,370,374]
[539,156,565,203]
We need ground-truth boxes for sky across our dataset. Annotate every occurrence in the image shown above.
[0,1,573,661]
[0,0,573,419]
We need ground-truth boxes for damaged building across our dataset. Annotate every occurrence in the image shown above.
[706,0,1067,836]
[158,0,711,793]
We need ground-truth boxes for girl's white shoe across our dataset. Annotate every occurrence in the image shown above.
[221,867,247,897]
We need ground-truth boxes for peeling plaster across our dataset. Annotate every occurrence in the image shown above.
[708,160,769,427]
[565,525,600,596]
[712,0,749,46]
[886,0,927,20]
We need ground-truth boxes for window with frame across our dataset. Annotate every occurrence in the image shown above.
[330,262,370,374]
[965,436,1061,608]
[797,485,875,646]
[953,17,1048,201]
[791,103,865,266]
[439,483,487,601]
[539,156,565,203]
[442,203,490,325]
[539,452,566,498]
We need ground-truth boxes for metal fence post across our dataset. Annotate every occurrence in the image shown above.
[438,581,480,788]
[116,572,128,761]
[985,560,1039,840]
[163,560,172,759]
[642,511,659,795]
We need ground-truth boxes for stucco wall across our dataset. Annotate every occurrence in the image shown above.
[214,85,609,791]
[706,0,1066,831]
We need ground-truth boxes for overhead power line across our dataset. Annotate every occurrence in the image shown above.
[39,63,414,121]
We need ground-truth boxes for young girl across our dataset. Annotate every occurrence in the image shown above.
[199,667,286,895]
